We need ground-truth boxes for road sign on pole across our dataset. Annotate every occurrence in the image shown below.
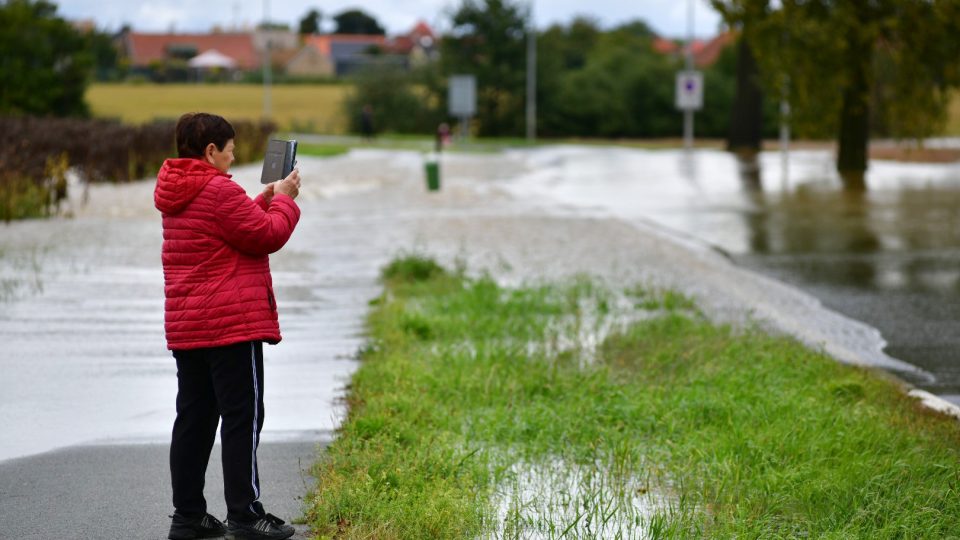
[675,70,703,111]
[448,74,476,139]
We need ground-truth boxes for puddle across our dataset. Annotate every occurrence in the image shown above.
[484,455,672,539]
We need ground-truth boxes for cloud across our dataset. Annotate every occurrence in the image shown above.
[56,0,722,37]
[136,3,190,32]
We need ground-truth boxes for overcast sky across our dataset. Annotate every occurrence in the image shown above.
[54,0,724,39]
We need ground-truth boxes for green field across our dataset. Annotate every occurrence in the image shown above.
[86,83,350,133]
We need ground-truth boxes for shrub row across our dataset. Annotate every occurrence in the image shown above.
[0,116,276,221]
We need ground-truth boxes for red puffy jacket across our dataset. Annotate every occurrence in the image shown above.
[154,158,300,350]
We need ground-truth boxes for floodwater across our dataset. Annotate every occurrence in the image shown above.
[502,145,960,401]
[0,153,424,462]
[3,143,959,464]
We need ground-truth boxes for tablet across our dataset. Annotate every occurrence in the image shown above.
[260,139,298,184]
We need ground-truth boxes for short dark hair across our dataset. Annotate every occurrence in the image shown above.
[175,113,235,158]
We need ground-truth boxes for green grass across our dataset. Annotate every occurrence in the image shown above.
[288,133,724,155]
[306,255,960,538]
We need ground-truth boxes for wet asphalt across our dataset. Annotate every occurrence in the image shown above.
[0,439,324,540]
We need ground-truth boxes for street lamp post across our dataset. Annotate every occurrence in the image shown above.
[262,0,272,119]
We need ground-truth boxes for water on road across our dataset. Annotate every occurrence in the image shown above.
[501,145,960,401]
[0,153,423,462]
[3,144,959,465]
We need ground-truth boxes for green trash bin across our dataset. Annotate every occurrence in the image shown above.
[424,160,440,191]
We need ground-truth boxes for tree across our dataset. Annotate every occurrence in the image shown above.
[298,8,321,36]
[256,22,290,31]
[726,36,764,152]
[545,25,681,138]
[333,9,385,35]
[713,0,960,189]
[0,0,92,116]
[536,17,601,136]
[343,66,443,134]
[711,1,767,154]
[442,0,528,136]
[85,28,121,81]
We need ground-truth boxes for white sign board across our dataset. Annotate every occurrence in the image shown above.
[448,75,477,117]
[675,70,703,111]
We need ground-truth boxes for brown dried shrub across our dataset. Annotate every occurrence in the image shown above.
[0,116,276,220]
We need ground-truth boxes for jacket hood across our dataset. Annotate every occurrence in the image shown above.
[154,158,230,214]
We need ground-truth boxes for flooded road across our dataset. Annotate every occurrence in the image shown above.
[0,153,422,462]
[3,144,958,465]
[503,146,960,401]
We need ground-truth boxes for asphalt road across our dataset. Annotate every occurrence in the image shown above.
[0,437,327,540]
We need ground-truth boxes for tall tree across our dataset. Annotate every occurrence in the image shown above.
[298,8,321,36]
[712,0,768,154]
[713,0,960,189]
[0,0,92,116]
[726,36,764,153]
[333,9,385,35]
[442,0,528,136]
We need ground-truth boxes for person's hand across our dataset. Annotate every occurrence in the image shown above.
[261,182,276,205]
[275,169,301,200]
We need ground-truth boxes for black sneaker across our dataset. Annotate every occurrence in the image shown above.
[227,513,295,540]
[168,512,227,539]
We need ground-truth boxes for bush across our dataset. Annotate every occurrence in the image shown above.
[380,254,449,284]
[0,115,276,221]
[0,176,49,222]
[343,66,443,135]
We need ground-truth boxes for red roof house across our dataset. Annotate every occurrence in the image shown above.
[652,31,735,67]
[123,32,260,70]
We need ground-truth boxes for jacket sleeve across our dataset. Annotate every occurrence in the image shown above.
[214,179,300,256]
[253,193,269,211]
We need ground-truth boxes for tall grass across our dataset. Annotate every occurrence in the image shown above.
[306,255,960,539]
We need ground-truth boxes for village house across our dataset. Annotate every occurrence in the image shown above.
[118,21,438,82]
[652,31,736,68]
[287,21,438,77]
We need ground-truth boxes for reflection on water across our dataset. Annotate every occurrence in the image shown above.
[730,151,960,399]
[510,145,960,402]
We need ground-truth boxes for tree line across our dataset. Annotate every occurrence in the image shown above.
[3,0,960,190]
[712,0,960,187]
[353,0,960,188]
[348,1,773,141]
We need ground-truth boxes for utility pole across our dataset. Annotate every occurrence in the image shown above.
[780,76,791,185]
[683,0,695,150]
[525,0,537,142]
[780,26,791,186]
[261,0,272,119]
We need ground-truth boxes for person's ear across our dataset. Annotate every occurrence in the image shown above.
[204,143,217,163]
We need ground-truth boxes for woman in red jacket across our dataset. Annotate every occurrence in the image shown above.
[155,113,300,540]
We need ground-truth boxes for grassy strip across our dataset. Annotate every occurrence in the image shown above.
[298,143,351,158]
[306,255,960,538]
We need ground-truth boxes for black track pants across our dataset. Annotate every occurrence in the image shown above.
[170,341,265,522]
